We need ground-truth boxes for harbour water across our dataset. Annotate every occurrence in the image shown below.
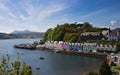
[0,38,103,75]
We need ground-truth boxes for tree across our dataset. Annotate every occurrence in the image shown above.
[0,54,33,75]
[99,60,112,75]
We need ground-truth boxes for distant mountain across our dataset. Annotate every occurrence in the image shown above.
[11,30,41,34]
[10,30,44,38]
[0,33,21,39]
[0,30,44,39]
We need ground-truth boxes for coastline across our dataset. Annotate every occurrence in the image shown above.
[35,47,107,59]
[56,50,108,59]
[14,44,108,59]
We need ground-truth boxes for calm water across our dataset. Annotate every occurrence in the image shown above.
[0,38,103,75]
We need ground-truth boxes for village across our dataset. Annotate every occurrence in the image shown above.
[14,27,120,74]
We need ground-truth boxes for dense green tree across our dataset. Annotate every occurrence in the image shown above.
[0,54,33,75]
[99,60,112,75]
[43,22,108,43]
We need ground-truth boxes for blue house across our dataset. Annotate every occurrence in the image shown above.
[69,43,83,51]
[82,43,96,52]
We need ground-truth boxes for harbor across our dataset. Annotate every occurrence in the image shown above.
[0,38,103,75]
[14,42,108,59]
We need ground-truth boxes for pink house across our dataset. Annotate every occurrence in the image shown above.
[56,41,69,50]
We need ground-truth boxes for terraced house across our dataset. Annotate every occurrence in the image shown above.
[69,43,83,51]
[56,41,69,50]
[96,44,117,53]
[82,43,97,52]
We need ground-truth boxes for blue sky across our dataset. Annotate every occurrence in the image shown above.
[0,0,120,33]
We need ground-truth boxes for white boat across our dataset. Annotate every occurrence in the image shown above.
[36,66,40,70]
[54,50,59,53]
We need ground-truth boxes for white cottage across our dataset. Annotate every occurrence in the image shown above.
[96,44,116,52]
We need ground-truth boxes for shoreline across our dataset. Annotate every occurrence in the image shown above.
[14,45,108,59]
[56,50,107,59]
[36,47,108,59]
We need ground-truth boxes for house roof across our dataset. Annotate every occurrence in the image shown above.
[80,32,101,36]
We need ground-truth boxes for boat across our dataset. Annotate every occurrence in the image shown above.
[36,66,40,70]
[14,44,35,50]
[6,53,9,56]
[54,50,59,53]
[40,57,45,60]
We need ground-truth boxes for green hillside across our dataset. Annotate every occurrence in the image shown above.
[42,22,108,43]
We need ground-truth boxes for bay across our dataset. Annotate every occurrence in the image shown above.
[0,38,103,75]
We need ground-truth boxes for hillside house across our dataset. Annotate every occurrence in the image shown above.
[108,30,120,41]
[79,32,103,41]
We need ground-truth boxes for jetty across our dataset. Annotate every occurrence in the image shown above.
[14,43,36,50]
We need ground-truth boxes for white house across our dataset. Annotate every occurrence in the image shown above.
[108,29,120,41]
[96,44,116,52]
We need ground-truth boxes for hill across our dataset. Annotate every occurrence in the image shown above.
[0,33,21,39]
[10,30,44,38]
[42,22,108,43]
[0,30,44,39]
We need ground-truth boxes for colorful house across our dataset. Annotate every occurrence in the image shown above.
[82,43,96,52]
[56,41,69,50]
[69,43,83,51]
[44,41,55,49]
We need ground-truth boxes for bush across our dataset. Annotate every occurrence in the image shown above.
[0,54,33,75]
[99,60,112,75]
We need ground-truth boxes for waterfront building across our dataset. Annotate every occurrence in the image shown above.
[69,43,83,51]
[82,43,96,52]
[96,44,116,52]
[56,41,69,50]
[108,29,120,41]
[44,41,55,49]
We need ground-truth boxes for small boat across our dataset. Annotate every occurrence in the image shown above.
[54,50,59,53]
[40,57,45,60]
[36,66,40,70]
[6,52,9,56]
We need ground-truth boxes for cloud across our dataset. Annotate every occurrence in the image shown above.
[0,2,8,10]
[0,0,68,33]
[8,12,17,18]
[110,20,117,25]
[19,14,27,20]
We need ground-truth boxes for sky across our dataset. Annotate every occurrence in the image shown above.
[0,0,120,33]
